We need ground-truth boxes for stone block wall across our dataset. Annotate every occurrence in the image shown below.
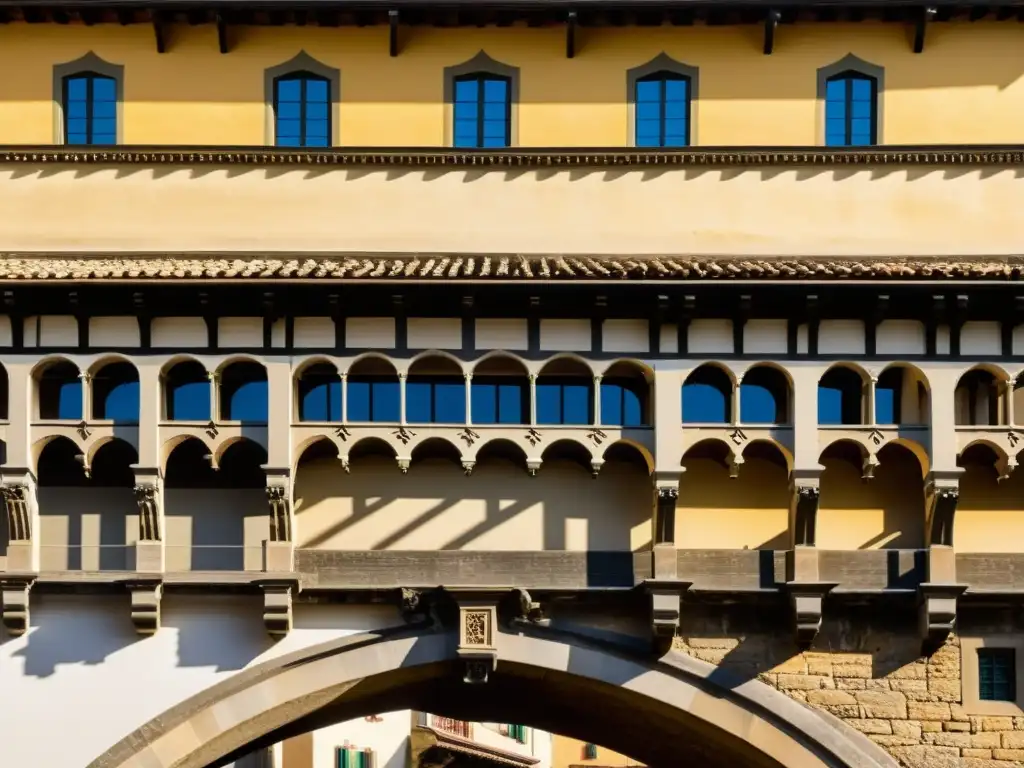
[673,606,1024,768]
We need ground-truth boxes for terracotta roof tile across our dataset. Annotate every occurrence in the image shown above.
[0,255,1020,281]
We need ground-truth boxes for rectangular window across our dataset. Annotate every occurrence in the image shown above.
[275,74,331,148]
[600,380,644,427]
[453,74,510,149]
[537,379,591,425]
[471,378,527,425]
[584,743,598,760]
[347,378,400,423]
[635,74,690,148]
[336,748,374,768]
[64,73,117,145]
[979,648,1016,702]
[825,74,877,147]
[406,377,466,423]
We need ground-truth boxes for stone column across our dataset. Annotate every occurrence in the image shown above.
[265,360,292,470]
[263,471,294,573]
[208,371,220,422]
[1005,379,1015,427]
[592,375,603,426]
[399,372,407,426]
[866,376,877,425]
[79,371,93,421]
[464,373,473,426]
[135,360,162,468]
[529,374,537,426]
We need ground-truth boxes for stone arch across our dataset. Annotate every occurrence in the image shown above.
[875,362,930,426]
[347,355,401,423]
[682,363,735,425]
[162,356,211,421]
[34,356,82,420]
[295,358,342,422]
[90,358,140,423]
[600,360,652,427]
[471,353,530,426]
[739,363,793,425]
[818,363,869,426]
[955,364,1010,427]
[87,622,897,768]
[602,438,655,475]
[956,442,1024,552]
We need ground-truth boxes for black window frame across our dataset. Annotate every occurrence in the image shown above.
[273,71,332,148]
[452,72,512,149]
[979,648,1016,702]
[634,70,692,148]
[825,71,878,147]
[62,71,116,146]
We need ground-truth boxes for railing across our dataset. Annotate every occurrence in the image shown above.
[420,713,473,739]
[39,544,136,572]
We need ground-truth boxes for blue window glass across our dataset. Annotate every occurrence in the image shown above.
[600,379,645,427]
[875,367,903,425]
[818,367,864,425]
[100,381,140,423]
[299,374,342,422]
[453,74,510,149]
[825,72,877,147]
[57,379,83,420]
[170,380,211,421]
[682,383,728,424]
[39,364,83,420]
[979,649,1016,702]
[740,384,777,424]
[471,378,527,425]
[537,379,591,425]
[635,72,690,148]
[63,73,117,145]
[226,380,269,423]
[406,377,466,423]
[274,73,331,148]
[347,378,400,423]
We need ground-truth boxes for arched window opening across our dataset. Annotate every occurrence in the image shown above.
[540,439,592,471]
[682,365,732,424]
[349,437,397,463]
[92,362,139,423]
[411,437,462,465]
[475,439,528,471]
[818,367,864,426]
[347,357,400,423]
[955,369,1003,427]
[453,73,511,149]
[740,366,790,425]
[407,356,466,425]
[603,442,650,472]
[635,71,691,148]
[537,358,592,426]
[220,362,269,423]
[298,363,342,422]
[824,71,877,147]
[877,366,930,426]
[219,440,269,489]
[471,357,529,426]
[601,363,649,427]
[164,361,211,421]
[274,72,330,148]
[37,437,87,487]
[63,72,117,145]
[0,364,9,420]
[38,361,82,420]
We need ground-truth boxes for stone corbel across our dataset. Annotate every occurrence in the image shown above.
[455,594,500,684]
[862,453,879,481]
[785,581,836,648]
[790,479,821,548]
[396,457,411,474]
[925,473,960,548]
[0,576,34,636]
[726,449,743,479]
[996,452,1018,482]
[642,579,692,642]
[918,583,968,653]
[590,459,603,479]
[339,454,351,473]
[1,474,36,572]
[260,579,296,639]
[127,579,162,635]
[654,477,680,547]
[526,458,542,477]
[462,460,475,476]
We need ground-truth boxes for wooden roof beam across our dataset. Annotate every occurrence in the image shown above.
[152,11,167,53]
[912,6,936,53]
[216,12,229,54]
[763,8,780,54]
[566,10,578,58]
[389,9,400,56]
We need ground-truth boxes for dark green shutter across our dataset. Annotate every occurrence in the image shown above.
[979,648,1016,701]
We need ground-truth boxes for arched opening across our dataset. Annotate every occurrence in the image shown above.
[475,438,528,472]
[739,366,791,425]
[875,365,929,426]
[682,365,732,424]
[600,362,650,427]
[91,361,140,423]
[411,437,463,466]
[164,438,268,571]
[818,441,925,549]
[297,362,342,422]
[86,624,898,768]
[37,359,82,420]
[955,367,1006,426]
[677,439,789,549]
[536,358,592,426]
[347,357,400,423]
[407,355,465,425]
[163,360,211,421]
[818,366,865,426]
[471,356,529,425]
[956,444,1024,553]
[219,361,269,424]
[37,437,137,571]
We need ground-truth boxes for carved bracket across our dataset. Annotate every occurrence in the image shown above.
[642,579,692,641]
[0,577,34,636]
[134,483,161,541]
[655,485,679,545]
[925,472,961,547]
[918,583,968,653]
[785,581,837,648]
[127,580,163,635]
[1,483,32,541]
[792,484,820,547]
[260,581,295,639]
[526,459,541,477]
[266,484,292,542]
[457,599,499,684]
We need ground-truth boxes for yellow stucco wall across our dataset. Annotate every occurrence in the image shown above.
[1,22,1023,146]
[551,735,644,767]
[955,460,1024,553]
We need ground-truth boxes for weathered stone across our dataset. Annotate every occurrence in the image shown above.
[923,731,972,748]
[970,732,1002,748]
[886,663,928,680]
[833,664,872,679]
[865,678,892,691]
[949,703,971,722]
[869,735,921,747]
[856,690,907,719]
[807,689,857,706]
[926,678,961,702]
[961,748,992,759]
[908,701,951,721]
[888,745,960,768]
[921,721,942,733]
[835,678,867,690]
[770,655,808,674]
[845,718,893,735]
[893,721,923,739]
[984,716,1017,732]
[1001,731,1024,748]
[807,657,833,677]
[1014,717,1024,730]
[941,721,970,732]
[993,749,1024,760]
[963,760,1022,768]
[776,673,830,690]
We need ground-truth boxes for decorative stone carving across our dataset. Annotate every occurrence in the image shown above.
[590,459,603,479]
[397,458,410,474]
[128,580,162,635]
[134,483,161,541]
[643,579,691,642]
[585,428,607,446]
[456,599,499,684]
[0,577,33,636]
[340,455,351,473]
[918,583,968,653]
[792,485,820,547]
[655,485,678,545]
[862,453,879,481]
[525,429,542,447]
[785,582,836,647]
[461,460,475,476]
[459,428,480,447]
[727,450,743,479]
[266,485,292,542]
[2,483,31,541]
[526,459,541,477]
[928,487,958,547]
[261,582,294,638]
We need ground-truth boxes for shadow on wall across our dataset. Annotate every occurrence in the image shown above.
[956,444,1024,553]
[294,439,652,552]
[817,441,925,550]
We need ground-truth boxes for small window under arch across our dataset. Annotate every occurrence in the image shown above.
[63,73,117,145]
[635,71,691,148]
[274,72,331,148]
[825,71,877,147]
[453,73,511,149]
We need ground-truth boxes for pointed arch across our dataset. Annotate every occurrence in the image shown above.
[816,53,885,146]
[264,50,340,146]
[627,53,700,147]
[52,51,124,145]
[444,50,520,148]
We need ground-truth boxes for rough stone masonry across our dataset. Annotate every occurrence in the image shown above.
[673,606,1024,768]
